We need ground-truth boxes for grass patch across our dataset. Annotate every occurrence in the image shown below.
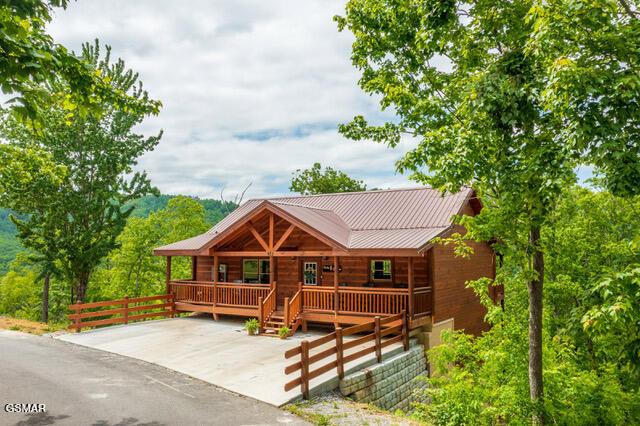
[288,403,333,425]
[0,316,67,335]
[286,393,422,426]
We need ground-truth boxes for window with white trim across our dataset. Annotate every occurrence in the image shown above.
[303,262,318,285]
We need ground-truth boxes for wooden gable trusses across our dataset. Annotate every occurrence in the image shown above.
[206,207,348,257]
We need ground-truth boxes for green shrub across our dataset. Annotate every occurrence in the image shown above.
[244,318,259,335]
[278,326,290,339]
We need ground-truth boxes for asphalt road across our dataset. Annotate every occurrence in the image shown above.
[0,330,308,426]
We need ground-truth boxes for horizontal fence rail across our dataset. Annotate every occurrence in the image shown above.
[68,294,175,333]
[284,311,409,399]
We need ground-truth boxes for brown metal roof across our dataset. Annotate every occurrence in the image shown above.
[154,186,473,254]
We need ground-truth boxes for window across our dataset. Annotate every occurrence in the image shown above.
[243,259,270,284]
[370,259,392,281]
[213,264,227,282]
[303,262,318,285]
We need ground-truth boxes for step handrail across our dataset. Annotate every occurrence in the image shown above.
[286,282,303,327]
[258,287,277,333]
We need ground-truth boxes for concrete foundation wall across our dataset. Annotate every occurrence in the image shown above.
[339,344,428,412]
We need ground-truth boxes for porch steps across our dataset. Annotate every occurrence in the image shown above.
[262,309,287,336]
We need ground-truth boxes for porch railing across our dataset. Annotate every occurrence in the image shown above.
[412,286,432,317]
[169,280,432,318]
[338,286,408,316]
[302,286,335,311]
[301,285,431,317]
[169,280,270,307]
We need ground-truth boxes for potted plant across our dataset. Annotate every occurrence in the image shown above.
[244,318,259,336]
[278,326,290,339]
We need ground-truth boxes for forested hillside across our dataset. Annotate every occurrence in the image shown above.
[0,209,22,275]
[0,195,236,274]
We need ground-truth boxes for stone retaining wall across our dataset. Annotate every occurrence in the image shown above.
[338,343,428,412]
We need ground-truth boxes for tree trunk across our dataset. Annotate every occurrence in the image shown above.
[528,226,544,424]
[75,272,90,304]
[41,274,50,323]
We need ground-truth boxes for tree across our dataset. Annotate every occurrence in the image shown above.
[0,41,162,303]
[0,1,159,120]
[412,186,640,425]
[290,162,366,195]
[335,1,640,421]
[95,196,209,299]
[0,253,69,323]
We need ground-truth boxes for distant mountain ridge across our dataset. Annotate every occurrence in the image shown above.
[0,194,237,274]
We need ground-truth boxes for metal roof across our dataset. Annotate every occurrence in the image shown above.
[154,186,473,254]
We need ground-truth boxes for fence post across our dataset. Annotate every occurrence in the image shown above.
[170,294,176,318]
[123,296,129,325]
[283,297,290,326]
[301,340,310,399]
[74,305,81,333]
[336,327,344,379]
[258,296,264,333]
[374,316,382,363]
[401,309,409,351]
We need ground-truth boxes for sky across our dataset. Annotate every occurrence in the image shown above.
[48,0,418,200]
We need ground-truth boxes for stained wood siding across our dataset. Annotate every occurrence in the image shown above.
[432,202,495,336]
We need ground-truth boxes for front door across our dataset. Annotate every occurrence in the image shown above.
[275,257,298,306]
[275,257,324,306]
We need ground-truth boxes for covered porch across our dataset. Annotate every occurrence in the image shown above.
[156,201,434,332]
[164,253,433,332]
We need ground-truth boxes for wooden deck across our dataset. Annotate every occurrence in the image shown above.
[168,280,432,330]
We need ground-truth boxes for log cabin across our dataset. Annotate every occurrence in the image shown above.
[153,187,496,335]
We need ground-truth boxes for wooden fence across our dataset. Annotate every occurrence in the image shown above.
[284,310,409,398]
[68,294,175,333]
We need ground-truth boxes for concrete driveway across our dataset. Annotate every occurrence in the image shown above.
[57,316,328,406]
[1,330,307,426]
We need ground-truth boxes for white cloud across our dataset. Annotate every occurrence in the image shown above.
[48,0,415,199]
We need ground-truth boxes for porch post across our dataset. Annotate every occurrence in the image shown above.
[213,255,219,320]
[408,257,414,318]
[333,256,339,316]
[191,256,198,281]
[165,256,172,294]
[269,255,275,290]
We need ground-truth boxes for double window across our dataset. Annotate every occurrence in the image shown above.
[370,259,392,281]
[243,259,270,284]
